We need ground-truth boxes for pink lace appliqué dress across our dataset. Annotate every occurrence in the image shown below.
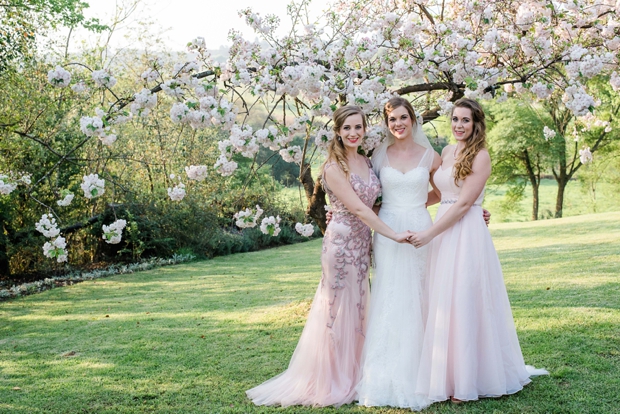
[246,159,381,407]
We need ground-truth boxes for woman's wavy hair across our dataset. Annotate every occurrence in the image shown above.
[320,105,367,180]
[451,98,486,185]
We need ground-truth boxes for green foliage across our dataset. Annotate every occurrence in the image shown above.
[0,212,619,412]
[0,0,106,72]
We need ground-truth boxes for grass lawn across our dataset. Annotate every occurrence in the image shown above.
[1,212,619,413]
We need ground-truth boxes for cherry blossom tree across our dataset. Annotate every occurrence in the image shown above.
[3,0,620,266]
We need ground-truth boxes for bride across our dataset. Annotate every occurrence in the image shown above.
[355,97,440,410]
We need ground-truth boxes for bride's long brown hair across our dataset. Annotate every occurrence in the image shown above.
[451,98,486,185]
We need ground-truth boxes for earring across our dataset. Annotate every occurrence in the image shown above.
[337,136,342,142]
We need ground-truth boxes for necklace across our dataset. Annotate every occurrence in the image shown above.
[453,145,459,160]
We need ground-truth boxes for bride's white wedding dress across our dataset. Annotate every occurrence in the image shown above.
[355,148,433,410]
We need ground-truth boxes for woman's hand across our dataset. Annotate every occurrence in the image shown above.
[325,210,333,226]
[483,209,491,226]
[394,231,414,244]
[409,230,433,248]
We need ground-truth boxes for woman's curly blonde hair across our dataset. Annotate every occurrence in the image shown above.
[451,98,487,186]
[320,105,367,180]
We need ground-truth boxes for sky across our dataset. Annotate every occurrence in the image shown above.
[76,0,332,51]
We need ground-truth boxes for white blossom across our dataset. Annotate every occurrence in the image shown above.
[260,215,281,236]
[579,147,593,164]
[81,174,105,199]
[543,126,556,141]
[56,191,74,207]
[131,89,158,117]
[35,214,60,238]
[184,165,208,181]
[214,155,238,176]
[42,236,67,263]
[91,69,117,88]
[102,219,127,244]
[234,205,264,228]
[295,223,314,237]
[47,66,71,88]
[279,145,303,164]
[71,81,89,94]
[167,183,186,201]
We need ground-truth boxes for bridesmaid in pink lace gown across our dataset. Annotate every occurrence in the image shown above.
[246,106,413,407]
[410,98,542,403]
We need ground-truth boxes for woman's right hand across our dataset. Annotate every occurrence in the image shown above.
[325,210,333,225]
[393,231,414,244]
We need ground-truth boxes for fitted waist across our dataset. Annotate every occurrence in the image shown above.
[441,198,482,207]
[381,201,428,211]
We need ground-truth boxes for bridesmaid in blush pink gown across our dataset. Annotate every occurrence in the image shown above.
[246,106,413,407]
[410,98,545,403]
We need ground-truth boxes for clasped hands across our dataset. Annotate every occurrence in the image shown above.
[395,230,431,249]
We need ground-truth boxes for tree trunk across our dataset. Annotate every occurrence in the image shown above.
[0,208,10,277]
[300,163,327,234]
[555,178,568,218]
[531,182,539,221]
[521,150,540,221]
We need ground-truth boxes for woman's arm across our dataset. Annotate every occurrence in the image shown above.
[426,151,443,207]
[323,165,411,242]
[411,150,491,247]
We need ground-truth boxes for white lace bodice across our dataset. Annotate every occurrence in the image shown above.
[376,148,433,211]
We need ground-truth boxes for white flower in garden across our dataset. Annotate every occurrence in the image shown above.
[260,215,281,236]
[47,66,71,88]
[562,85,598,117]
[279,146,303,164]
[543,126,556,141]
[35,214,60,238]
[184,165,208,181]
[102,219,127,244]
[81,174,105,199]
[43,236,67,263]
[234,205,264,229]
[0,174,17,195]
[99,134,117,146]
[167,183,186,201]
[131,89,158,117]
[295,223,314,237]
[530,82,553,100]
[188,36,207,51]
[80,115,105,137]
[173,59,200,75]
[363,125,385,153]
[579,147,593,164]
[214,155,238,176]
[71,81,89,94]
[611,72,620,91]
[170,102,190,123]
[162,79,185,98]
[56,191,74,207]
[91,69,117,88]
[141,68,159,83]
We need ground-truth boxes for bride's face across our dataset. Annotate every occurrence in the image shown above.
[387,106,414,141]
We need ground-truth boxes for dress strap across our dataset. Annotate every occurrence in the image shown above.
[418,148,433,170]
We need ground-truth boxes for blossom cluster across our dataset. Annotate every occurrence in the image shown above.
[57,190,75,207]
[102,219,127,244]
[0,172,30,195]
[234,205,263,229]
[543,126,556,141]
[92,69,117,89]
[579,147,593,164]
[47,66,71,88]
[167,182,186,201]
[295,223,314,237]
[36,214,67,263]
[81,174,105,199]
[260,215,281,236]
[185,165,208,181]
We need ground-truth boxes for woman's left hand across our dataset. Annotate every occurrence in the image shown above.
[408,230,433,249]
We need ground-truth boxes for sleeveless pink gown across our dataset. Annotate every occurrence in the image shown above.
[416,165,532,402]
[246,159,381,407]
